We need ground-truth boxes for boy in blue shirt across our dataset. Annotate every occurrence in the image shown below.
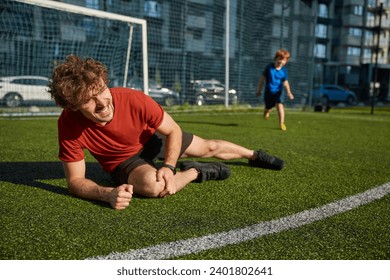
[256,49,294,131]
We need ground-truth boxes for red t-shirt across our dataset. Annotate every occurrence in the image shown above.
[58,87,164,173]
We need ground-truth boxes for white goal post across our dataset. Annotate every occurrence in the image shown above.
[13,0,149,94]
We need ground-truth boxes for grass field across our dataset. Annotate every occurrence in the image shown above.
[0,107,390,260]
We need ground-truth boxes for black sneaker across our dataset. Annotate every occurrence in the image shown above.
[180,161,231,183]
[248,149,285,170]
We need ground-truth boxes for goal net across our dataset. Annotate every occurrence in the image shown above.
[0,0,148,113]
[1,0,316,114]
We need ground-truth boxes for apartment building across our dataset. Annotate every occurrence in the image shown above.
[317,0,390,101]
[1,0,388,104]
[81,0,389,105]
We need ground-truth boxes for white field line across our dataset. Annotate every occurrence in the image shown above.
[90,182,390,260]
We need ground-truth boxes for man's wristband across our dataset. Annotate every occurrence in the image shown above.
[162,164,176,175]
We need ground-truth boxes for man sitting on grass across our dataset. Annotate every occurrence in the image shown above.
[48,55,285,210]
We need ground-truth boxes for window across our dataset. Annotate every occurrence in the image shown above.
[85,0,99,9]
[366,11,375,26]
[367,0,377,7]
[169,3,183,48]
[273,1,290,16]
[12,79,29,85]
[367,11,375,20]
[11,78,47,86]
[84,18,97,37]
[144,1,161,18]
[188,28,203,40]
[314,44,326,58]
[43,13,58,40]
[349,28,362,37]
[367,0,390,7]
[348,47,361,56]
[83,0,99,37]
[318,3,329,18]
[188,4,205,16]
[363,48,372,60]
[315,24,328,38]
[32,78,49,86]
[353,5,363,16]
[365,30,374,44]
[365,30,373,40]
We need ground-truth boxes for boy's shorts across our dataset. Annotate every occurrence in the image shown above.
[111,131,193,185]
[264,90,285,109]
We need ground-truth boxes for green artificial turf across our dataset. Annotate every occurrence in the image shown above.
[0,107,389,259]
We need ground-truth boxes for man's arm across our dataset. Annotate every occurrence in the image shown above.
[155,111,182,197]
[62,159,133,210]
[156,111,182,168]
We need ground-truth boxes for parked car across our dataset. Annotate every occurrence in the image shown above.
[311,84,357,105]
[0,76,52,107]
[188,79,238,106]
[127,78,180,107]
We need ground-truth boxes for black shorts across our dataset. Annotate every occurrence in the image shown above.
[264,90,285,109]
[110,131,193,185]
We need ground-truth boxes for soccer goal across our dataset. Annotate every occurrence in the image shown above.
[0,0,148,110]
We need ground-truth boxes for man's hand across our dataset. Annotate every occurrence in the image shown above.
[156,167,177,198]
[109,184,133,210]
[288,92,294,100]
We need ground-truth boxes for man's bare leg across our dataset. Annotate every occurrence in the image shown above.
[128,164,198,198]
[182,135,256,160]
[182,135,285,170]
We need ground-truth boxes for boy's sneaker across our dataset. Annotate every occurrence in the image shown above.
[180,161,231,183]
[248,149,285,170]
[280,123,287,131]
[264,111,270,120]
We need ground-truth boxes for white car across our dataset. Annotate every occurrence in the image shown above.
[0,76,52,107]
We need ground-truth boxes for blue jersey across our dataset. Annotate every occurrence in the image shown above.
[263,63,288,94]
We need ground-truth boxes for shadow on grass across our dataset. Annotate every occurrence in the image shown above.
[223,161,286,171]
[0,161,108,197]
[223,161,248,167]
[0,160,280,206]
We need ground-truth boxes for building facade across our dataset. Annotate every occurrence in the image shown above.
[315,0,390,101]
[1,0,389,105]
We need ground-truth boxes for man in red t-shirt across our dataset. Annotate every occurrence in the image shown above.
[49,55,285,210]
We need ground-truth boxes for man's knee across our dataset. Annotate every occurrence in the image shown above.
[205,139,219,154]
[129,167,165,197]
[137,175,164,197]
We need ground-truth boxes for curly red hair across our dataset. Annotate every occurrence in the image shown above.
[48,54,109,110]
[274,49,290,61]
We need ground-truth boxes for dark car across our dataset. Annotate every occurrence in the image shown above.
[189,79,238,106]
[311,84,357,105]
[127,78,180,107]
